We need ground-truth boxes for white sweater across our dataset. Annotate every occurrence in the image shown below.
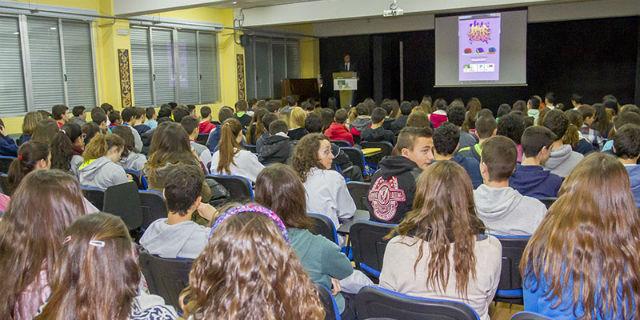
[303,168,356,227]
[209,149,264,183]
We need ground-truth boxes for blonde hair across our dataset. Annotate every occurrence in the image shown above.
[289,107,307,129]
[83,133,124,161]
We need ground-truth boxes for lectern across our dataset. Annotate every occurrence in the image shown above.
[333,71,358,108]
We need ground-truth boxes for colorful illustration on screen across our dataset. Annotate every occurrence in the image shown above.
[467,20,492,44]
[488,47,497,54]
[464,48,473,54]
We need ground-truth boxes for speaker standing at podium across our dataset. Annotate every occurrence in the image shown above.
[337,53,357,106]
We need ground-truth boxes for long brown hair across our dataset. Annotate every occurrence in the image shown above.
[82,133,124,161]
[31,119,59,145]
[388,161,485,298]
[291,133,329,182]
[0,170,86,318]
[36,213,139,320]
[145,122,200,187]
[181,212,325,319]
[216,118,242,175]
[245,107,268,145]
[7,141,50,194]
[255,164,314,230]
[22,111,46,136]
[520,153,640,319]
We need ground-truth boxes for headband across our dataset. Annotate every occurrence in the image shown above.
[209,204,289,242]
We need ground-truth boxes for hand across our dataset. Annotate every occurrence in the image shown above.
[197,203,218,221]
[330,278,341,295]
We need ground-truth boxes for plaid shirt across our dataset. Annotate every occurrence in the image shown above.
[580,124,605,149]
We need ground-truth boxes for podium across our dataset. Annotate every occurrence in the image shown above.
[333,71,358,108]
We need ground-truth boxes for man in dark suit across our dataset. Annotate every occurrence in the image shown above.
[337,53,357,106]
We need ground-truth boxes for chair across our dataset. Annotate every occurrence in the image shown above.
[350,221,396,278]
[125,169,148,190]
[494,235,530,304]
[355,286,480,320]
[308,213,339,245]
[347,181,371,212]
[317,284,341,320]
[81,186,105,211]
[341,147,367,175]
[361,141,393,165]
[0,173,11,196]
[0,156,15,174]
[196,133,209,145]
[206,175,253,202]
[139,250,193,310]
[331,140,352,148]
[537,197,557,209]
[511,311,553,320]
[103,182,143,231]
[139,190,168,230]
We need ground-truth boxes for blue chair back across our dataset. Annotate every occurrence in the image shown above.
[206,175,253,202]
[139,250,192,310]
[308,213,339,245]
[317,284,341,320]
[341,147,367,175]
[355,286,480,320]
[139,190,168,230]
[360,141,393,165]
[346,181,371,212]
[0,156,15,174]
[494,235,530,303]
[103,182,143,231]
[81,185,105,211]
[350,221,396,278]
[331,140,352,148]
[511,311,553,320]
[125,169,148,190]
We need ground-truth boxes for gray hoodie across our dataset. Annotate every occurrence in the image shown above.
[120,152,147,172]
[78,156,129,190]
[473,185,547,236]
[543,144,583,178]
[140,219,210,259]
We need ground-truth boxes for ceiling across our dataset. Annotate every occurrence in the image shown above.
[210,0,320,9]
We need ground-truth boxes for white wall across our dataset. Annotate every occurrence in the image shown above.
[113,0,226,16]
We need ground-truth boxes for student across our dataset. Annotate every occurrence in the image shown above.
[171,106,190,123]
[206,106,234,153]
[121,107,144,152]
[288,106,309,141]
[496,104,511,120]
[198,106,216,135]
[210,118,264,183]
[521,153,640,319]
[140,164,217,259]
[132,107,151,135]
[100,102,114,115]
[145,106,158,129]
[544,92,557,110]
[0,118,18,157]
[112,126,147,172]
[79,133,129,190]
[181,116,213,169]
[90,107,109,131]
[463,98,482,135]
[17,111,45,146]
[447,104,478,148]
[68,105,86,127]
[6,141,51,194]
[570,93,582,109]
[429,98,448,128]
[51,104,70,128]
[577,104,604,149]
[0,170,86,319]
[361,107,396,145]
[390,101,412,134]
[256,112,278,154]
[474,136,547,235]
[349,104,372,142]
[31,119,59,145]
[541,109,584,177]
[527,96,542,124]
[368,127,434,223]
[613,124,640,207]
[50,123,84,177]
[600,111,640,153]
[457,115,497,162]
[292,133,356,228]
[510,126,563,199]
[234,100,252,128]
[258,120,293,165]
[180,204,325,319]
[433,123,483,188]
[324,109,354,145]
[108,110,122,128]
[245,108,268,146]
[496,112,525,162]
[380,161,501,320]
[36,213,178,319]
[592,103,612,140]
[406,110,431,129]
[564,109,596,155]
[255,165,373,317]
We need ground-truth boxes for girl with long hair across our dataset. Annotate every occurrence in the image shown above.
[521,153,640,319]
[291,133,355,229]
[7,141,50,195]
[180,204,325,319]
[380,161,500,320]
[50,123,85,176]
[36,213,177,320]
[0,170,86,319]
[592,102,613,139]
[78,133,129,190]
[17,111,45,146]
[245,107,268,145]
[209,118,264,183]
[288,106,309,140]
[31,119,59,145]
[112,126,147,171]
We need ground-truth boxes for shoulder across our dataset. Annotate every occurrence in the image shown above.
[477,235,503,255]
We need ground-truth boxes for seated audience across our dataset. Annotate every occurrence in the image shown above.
[511,126,563,199]
[17,111,45,146]
[521,153,640,319]
[428,98,448,128]
[121,107,144,152]
[541,109,584,177]
[324,109,354,145]
[108,110,122,128]
[36,213,178,319]
[258,120,293,165]
[447,104,478,148]
[112,126,147,172]
[457,115,497,162]
[51,104,70,128]
[90,107,109,131]
[171,105,190,123]
[0,118,18,157]
[433,123,483,188]
[564,109,596,155]
[69,105,86,127]
[527,96,542,124]
[234,100,252,128]
[145,106,158,129]
[577,104,604,149]
[349,104,372,143]
[133,107,151,135]
[256,112,278,154]
[390,101,412,134]
[497,104,511,120]
[246,108,268,146]
[475,136,547,235]
[79,133,129,190]
[380,161,500,320]
[368,127,434,224]
[210,118,264,183]
[496,112,525,162]
[591,103,612,140]
[31,119,59,145]
[613,124,640,207]
[140,164,217,259]
[600,111,640,152]
[180,204,325,319]
[7,141,51,195]
[50,123,84,177]
[206,106,234,153]
[198,106,216,135]
[292,133,356,228]
[361,107,396,145]
[406,110,431,129]
[463,98,482,136]
[0,170,86,319]
[288,106,309,140]
[181,116,212,169]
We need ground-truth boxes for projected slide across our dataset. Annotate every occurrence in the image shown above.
[458,13,501,82]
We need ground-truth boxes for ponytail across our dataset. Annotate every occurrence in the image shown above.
[7,141,50,193]
[50,131,73,171]
[563,124,580,148]
[217,118,242,174]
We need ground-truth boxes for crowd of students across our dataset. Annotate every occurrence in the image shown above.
[0,93,639,319]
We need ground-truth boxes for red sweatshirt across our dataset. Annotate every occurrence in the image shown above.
[324,122,354,145]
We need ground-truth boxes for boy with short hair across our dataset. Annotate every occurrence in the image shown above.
[349,104,372,141]
[541,109,584,177]
[91,108,108,130]
[527,96,541,124]
[446,104,478,149]
[613,124,640,207]
[457,115,497,162]
[145,107,158,129]
[510,126,563,198]
[108,110,122,128]
[324,109,354,145]
[52,104,70,128]
[133,107,151,135]
[367,127,434,223]
[474,136,547,235]
[181,116,213,168]
[577,104,604,149]
[198,106,216,135]
[140,164,217,259]
[390,101,413,134]
[256,112,279,154]
[258,120,293,165]
[234,100,252,128]
[70,106,87,127]
[121,107,143,152]
[433,123,483,188]
[361,107,396,145]
[206,107,235,153]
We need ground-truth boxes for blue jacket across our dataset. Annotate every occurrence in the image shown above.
[206,127,221,153]
[0,136,18,157]
[624,165,640,208]
[452,154,483,189]
[510,165,563,199]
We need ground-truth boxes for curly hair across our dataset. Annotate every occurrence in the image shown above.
[181,212,325,320]
[291,133,328,182]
